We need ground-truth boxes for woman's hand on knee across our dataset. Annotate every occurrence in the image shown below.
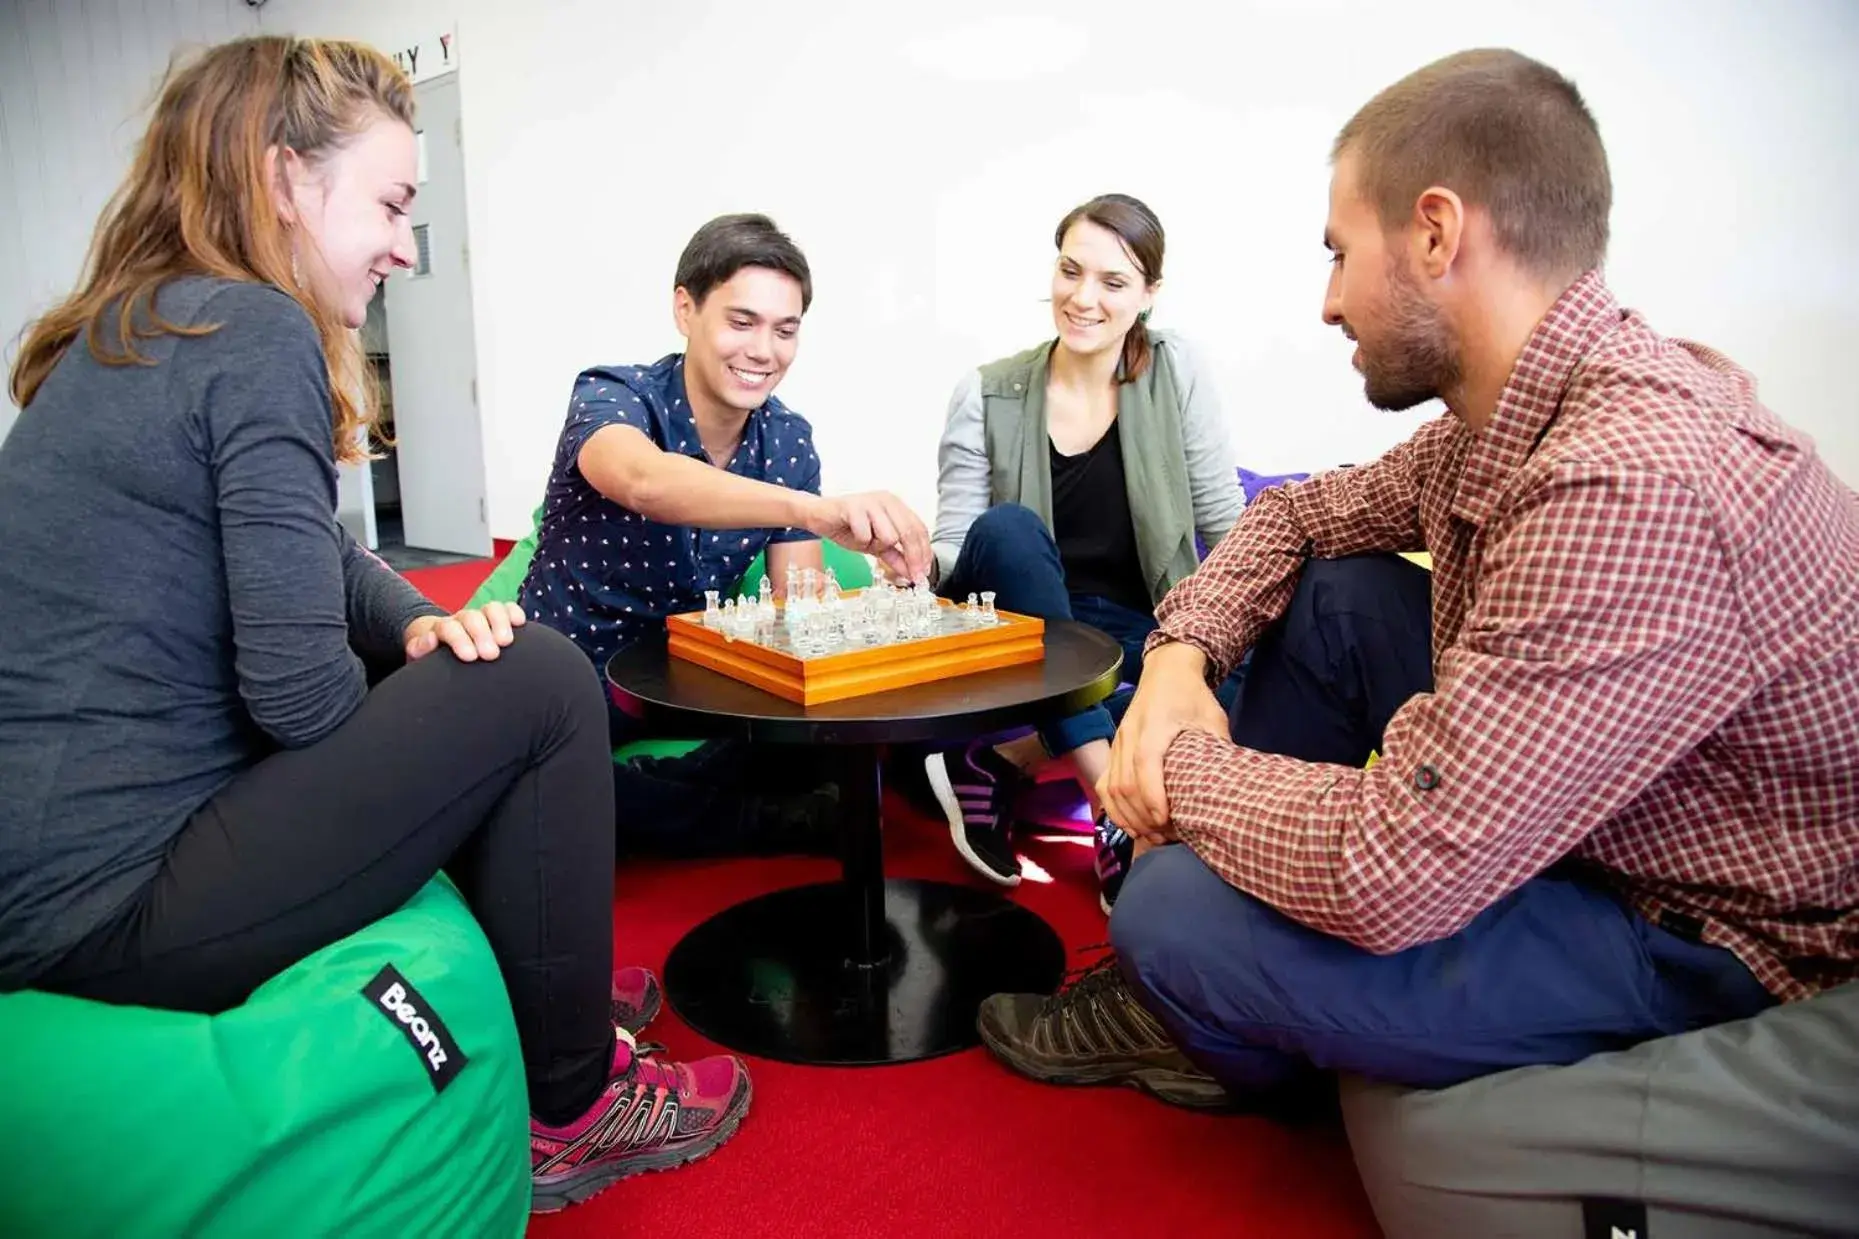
[405,602,526,663]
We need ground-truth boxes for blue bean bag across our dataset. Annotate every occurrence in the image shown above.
[0,876,531,1238]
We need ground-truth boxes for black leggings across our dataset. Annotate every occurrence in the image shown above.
[38,625,617,1124]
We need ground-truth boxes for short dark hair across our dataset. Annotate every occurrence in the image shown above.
[673,213,812,311]
[1054,193,1165,384]
[1333,49,1611,279]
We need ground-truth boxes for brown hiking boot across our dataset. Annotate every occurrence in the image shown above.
[977,953,1230,1110]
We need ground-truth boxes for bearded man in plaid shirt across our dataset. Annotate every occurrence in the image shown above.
[977,48,1858,1112]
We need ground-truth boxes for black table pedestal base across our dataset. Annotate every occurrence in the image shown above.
[663,877,1066,1066]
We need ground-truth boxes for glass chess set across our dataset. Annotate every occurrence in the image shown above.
[702,567,1002,655]
[665,566,1046,706]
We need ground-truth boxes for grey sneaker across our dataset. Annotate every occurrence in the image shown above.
[976,953,1230,1110]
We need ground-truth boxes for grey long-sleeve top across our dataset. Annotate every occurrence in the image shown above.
[0,278,443,987]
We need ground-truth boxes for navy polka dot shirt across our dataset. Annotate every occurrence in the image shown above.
[520,354,821,670]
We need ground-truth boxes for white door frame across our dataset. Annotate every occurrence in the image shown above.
[379,70,490,557]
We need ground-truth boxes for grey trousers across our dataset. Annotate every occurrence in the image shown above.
[1341,980,1859,1239]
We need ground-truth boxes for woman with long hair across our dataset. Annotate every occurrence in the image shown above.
[0,37,747,1213]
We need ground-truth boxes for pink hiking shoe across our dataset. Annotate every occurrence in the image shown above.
[529,1028,752,1213]
[611,965,661,1036]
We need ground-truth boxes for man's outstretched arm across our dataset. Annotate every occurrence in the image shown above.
[579,425,930,581]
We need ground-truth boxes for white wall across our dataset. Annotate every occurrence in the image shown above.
[24,0,1847,540]
[0,0,259,441]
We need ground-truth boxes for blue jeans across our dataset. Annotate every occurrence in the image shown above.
[1110,555,1775,1096]
[940,504,1245,757]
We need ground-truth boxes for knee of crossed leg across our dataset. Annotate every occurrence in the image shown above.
[958,505,1061,599]
[966,503,1054,560]
[1109,845,1275,1012]
[1288,554,1418,625]
[491,625,608,733]
[1108,847,1202,995]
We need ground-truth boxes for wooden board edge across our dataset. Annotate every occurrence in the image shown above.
[666,633,806,704]
[797,636,1047,704]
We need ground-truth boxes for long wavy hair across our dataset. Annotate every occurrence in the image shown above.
[8,37,414,464]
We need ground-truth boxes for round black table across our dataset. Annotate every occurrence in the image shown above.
[606,620,1122,1067]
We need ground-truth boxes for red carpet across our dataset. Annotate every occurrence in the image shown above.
[400,557,502,612]
[402,558,1384,1239]
[534,806,1382,1239]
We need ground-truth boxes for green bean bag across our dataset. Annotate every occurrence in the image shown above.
[0,877,530,1239]
[467,509,872,764]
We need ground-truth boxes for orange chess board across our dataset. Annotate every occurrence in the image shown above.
[666,593,1045,705]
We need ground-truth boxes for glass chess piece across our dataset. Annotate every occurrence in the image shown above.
[820,591,843,645]
[980,591,999,626]
[917,583,940,635]
[847,605,873,647]
[900,586,921,637]
[703,589,722,628]
[758,577,776,623]
[800,610,830,657]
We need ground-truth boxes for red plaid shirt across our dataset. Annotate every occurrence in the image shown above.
[1150,271,1859,1001]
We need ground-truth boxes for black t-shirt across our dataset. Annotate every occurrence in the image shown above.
[1049,430,1151,615]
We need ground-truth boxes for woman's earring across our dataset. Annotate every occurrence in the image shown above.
[290,247,303,289]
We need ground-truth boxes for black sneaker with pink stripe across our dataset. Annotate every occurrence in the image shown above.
[924,741,1026,885]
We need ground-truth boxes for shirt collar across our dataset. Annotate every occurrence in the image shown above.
[663,357,697,453]
[1452,268,1623,527]
[663,355,770,461]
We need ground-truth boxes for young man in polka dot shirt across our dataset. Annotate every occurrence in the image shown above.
[521,214,932,854]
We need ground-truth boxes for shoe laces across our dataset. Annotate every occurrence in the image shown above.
[1040,945,1122,1015]
[617,1029,683,1094]
[1036,945,1172,1054]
